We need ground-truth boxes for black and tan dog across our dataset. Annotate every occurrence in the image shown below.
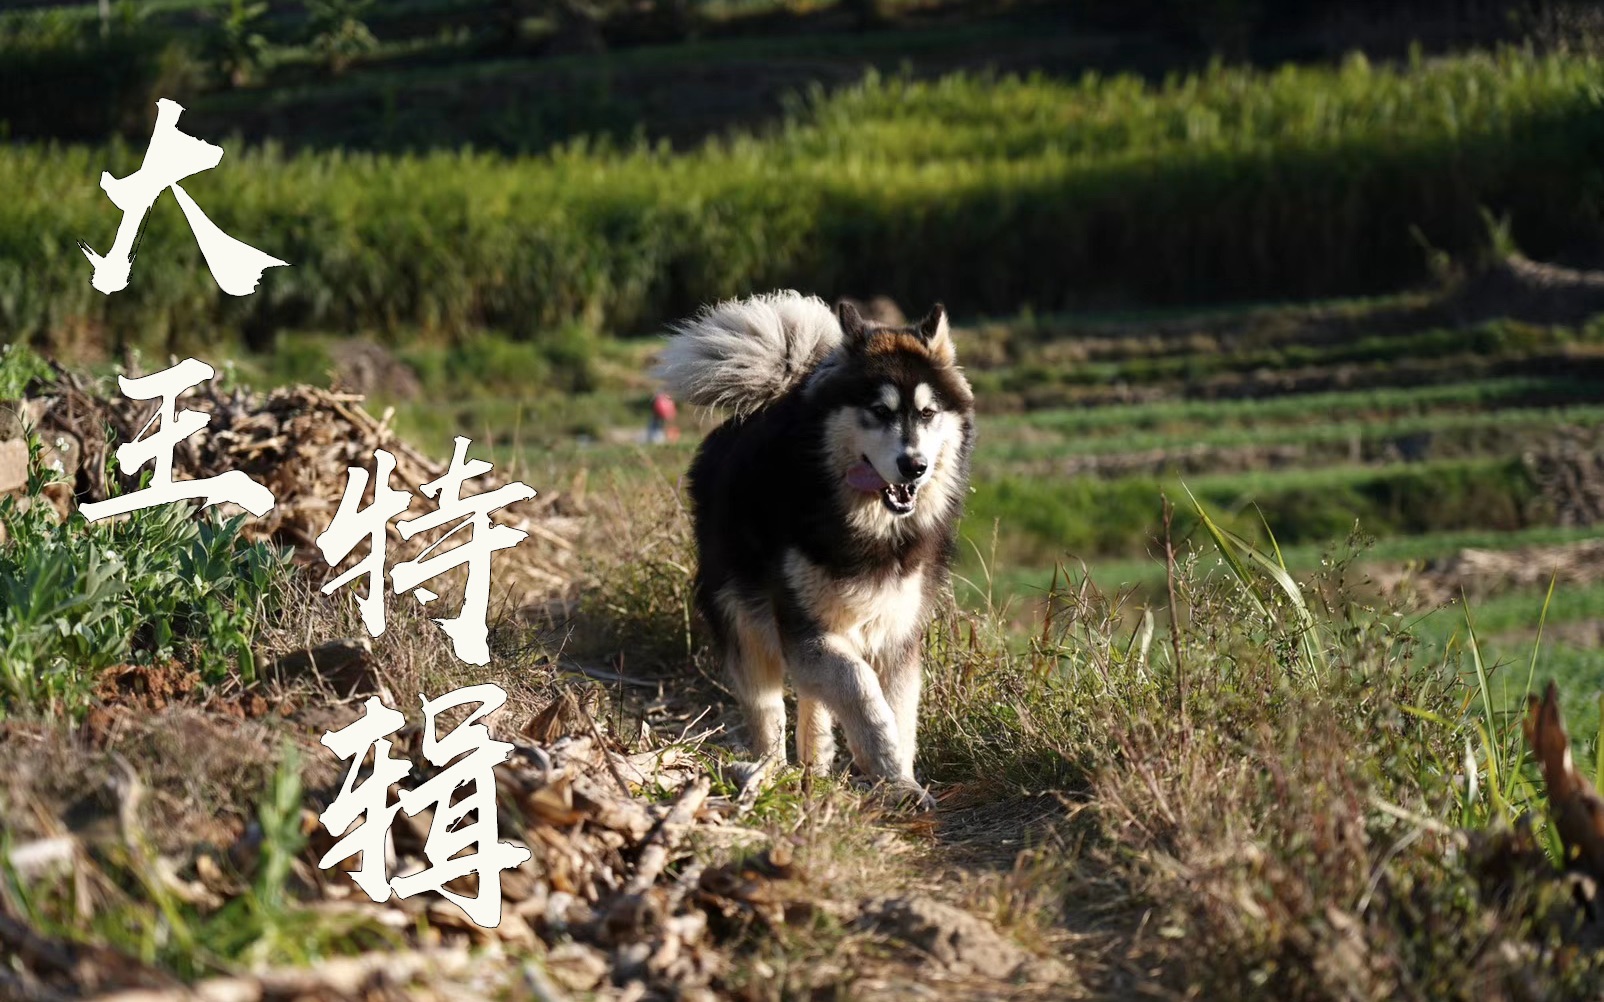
[657,291,975,806]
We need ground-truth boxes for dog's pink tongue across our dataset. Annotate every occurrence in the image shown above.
[846,460,888,493]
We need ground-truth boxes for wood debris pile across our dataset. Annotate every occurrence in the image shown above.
[3,363,583,598]
[290,718,782,1001]
[4,698,808,1002]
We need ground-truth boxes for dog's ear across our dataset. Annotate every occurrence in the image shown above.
[837,299,872,350]
[916,303,954,364]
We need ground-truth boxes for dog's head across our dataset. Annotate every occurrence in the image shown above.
[818,300,974,524]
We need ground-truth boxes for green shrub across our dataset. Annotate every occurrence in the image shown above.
[0,451,292,716]
[249,333,335,387]
[968,458,1539,561]
[9,49,1604,350]
[0,342,52,398]
[203,0,273,89]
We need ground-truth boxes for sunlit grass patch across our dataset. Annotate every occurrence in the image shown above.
[920,489,1604,997]
[1,745,399,981]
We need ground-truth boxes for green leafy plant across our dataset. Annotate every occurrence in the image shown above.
[0,342,51,398]
[305,0,375,76]
[0,445,291,716]
[204,0,272,88]
[199,744,396,967]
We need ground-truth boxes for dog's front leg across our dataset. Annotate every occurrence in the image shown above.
[878,639,922,780]
[785,633,906,783]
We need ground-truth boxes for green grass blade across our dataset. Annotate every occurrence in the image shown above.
[1473,718,1509,822]
[1242,509,1326,678]
[1596,693,1604,788]
[1522,573,1556,708]
[1461,597,1513,822]
[1398,703,1454,728]
[1182,485,1268,619]
[1188,491,1325,678]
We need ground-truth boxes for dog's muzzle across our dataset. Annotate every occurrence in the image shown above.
[846,458,920,516]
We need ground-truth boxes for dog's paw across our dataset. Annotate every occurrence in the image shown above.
[859,775,937,813]
[724,757,777,805]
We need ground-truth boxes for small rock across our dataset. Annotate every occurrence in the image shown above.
[328,340,422,401]
[0,401,23,441]
[0,437,28,494]
[860,895,1030,979]
[270,638,377,696]
[543,941,609,992]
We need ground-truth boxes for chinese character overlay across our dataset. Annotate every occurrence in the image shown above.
[79,358,275,522]
[317,696,410,904]
[316,449,411,639]
[321,438,536,666]
[78,98,288,296]
[318,686,530,929]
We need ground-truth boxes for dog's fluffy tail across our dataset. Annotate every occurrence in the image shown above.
[655,290,842,417]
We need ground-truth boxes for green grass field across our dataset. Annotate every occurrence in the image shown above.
[10,46,1604,353]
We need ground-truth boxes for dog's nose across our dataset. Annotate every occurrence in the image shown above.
[897,454,928,480]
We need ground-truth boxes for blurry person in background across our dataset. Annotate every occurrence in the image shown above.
[647,390,678,444]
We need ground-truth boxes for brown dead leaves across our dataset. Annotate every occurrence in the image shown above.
[11,363,584,599]
[289,712,799,1000]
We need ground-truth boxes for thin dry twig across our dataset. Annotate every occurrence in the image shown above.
[625,776,712,896]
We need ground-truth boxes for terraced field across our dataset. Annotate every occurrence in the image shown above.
[12,3,1604,994]
[364,290,1603,734]
[968,384,1597,727]
[965,300,1604,732]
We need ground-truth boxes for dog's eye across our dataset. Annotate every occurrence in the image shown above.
[919,407,937,422]
[870,405,894,422]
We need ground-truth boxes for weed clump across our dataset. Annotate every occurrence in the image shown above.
[0,470,289,716]
[922,513,1604,999]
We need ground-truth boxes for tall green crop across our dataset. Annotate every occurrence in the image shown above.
[5,48,1603,349]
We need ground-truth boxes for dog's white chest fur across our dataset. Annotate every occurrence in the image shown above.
[783,550,925,658]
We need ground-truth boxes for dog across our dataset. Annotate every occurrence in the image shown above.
[656,291,975,806]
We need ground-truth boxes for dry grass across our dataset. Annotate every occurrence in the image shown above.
[5,427,1604,1000]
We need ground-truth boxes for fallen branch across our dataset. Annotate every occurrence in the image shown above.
[625,776,712,896]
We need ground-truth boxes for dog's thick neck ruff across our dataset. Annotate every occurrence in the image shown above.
[660,288,975,573]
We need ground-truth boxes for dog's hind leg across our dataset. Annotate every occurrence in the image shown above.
[721,596,787,768]
[796,697,835,773]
